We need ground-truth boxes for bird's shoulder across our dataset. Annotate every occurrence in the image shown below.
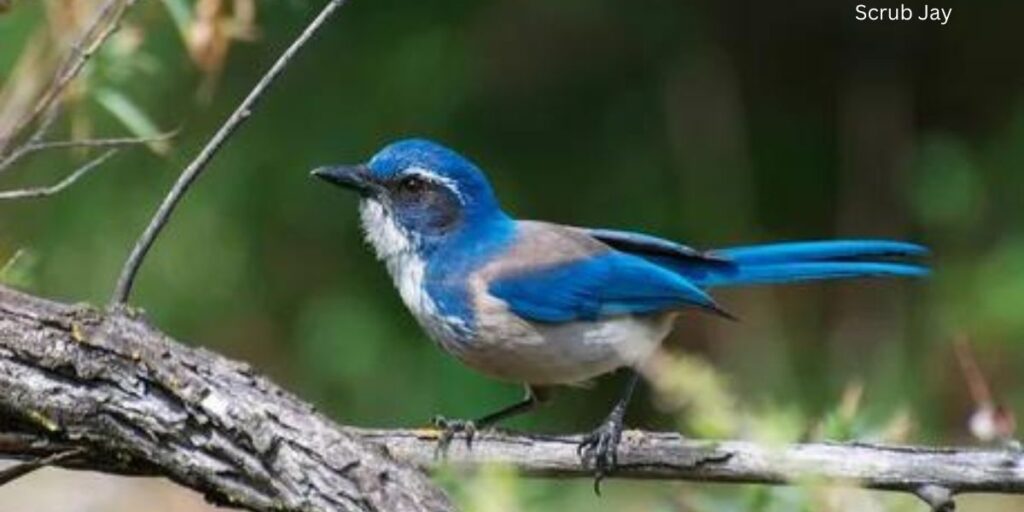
[494,220,611,268]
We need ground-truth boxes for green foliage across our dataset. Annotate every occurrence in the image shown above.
[158,0,192,40]
[910,136,985,232]
[973,237,1024,338]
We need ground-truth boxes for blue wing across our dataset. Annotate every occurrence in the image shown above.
[489,251,728,323]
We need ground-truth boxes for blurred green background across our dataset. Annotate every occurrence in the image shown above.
[2,0,1024,510]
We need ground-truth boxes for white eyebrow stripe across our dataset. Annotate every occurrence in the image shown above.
[404,166,465,203]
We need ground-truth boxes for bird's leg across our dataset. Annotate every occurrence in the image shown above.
[578,369,640,494]
[433,385,550,457]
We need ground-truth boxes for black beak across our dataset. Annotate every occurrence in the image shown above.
[311,164,377,196]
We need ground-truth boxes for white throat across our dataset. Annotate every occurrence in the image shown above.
[358,199,433,321]
[358,199,416,261]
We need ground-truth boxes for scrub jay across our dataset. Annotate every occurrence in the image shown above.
[312,138,927,489]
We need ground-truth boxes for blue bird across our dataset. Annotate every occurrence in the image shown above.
[312,138,928,488]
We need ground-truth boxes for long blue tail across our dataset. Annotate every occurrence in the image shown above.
[694,240,929,288]
[586,230,929,289]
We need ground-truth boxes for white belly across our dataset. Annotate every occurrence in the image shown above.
[451,305,677,385]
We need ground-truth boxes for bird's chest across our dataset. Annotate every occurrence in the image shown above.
[384,253,474,348]
[386,254,430,319]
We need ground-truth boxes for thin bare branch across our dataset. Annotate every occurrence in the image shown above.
[0,431,158,476]
[24,130,179,152]
[0,129,177,174]
[0,448,86,486]
[0,149,115,200]
[110,0,349,306]
[955,335,993,406]
[0,103,63,177]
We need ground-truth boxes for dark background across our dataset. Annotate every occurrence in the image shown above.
[2,1,1023,510]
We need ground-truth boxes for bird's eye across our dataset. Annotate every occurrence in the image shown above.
[399,176,425,193]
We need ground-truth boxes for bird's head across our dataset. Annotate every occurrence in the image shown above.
[313,138,506,259]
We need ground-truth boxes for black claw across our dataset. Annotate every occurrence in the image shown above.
[431,415,476,458]
[577,416,625,495]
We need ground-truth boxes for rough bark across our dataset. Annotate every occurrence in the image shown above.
[0,285,452,512]
[4,284,1024,512]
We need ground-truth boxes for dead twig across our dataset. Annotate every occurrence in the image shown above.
[0,448,86,486]
[110,0,349,305]
[0,149,116,200]
[0,130,177,175]
[0,1,150,202]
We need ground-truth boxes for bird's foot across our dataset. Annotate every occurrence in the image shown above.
[431,415,477,458]
[577,414,625,495]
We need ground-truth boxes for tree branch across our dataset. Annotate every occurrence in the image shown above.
[0,285,452,512]
[1,284,1022,511]
[0,130,178,175]
[110,0,349,306]
[361,429,1024,495]
[0,1,153,202]
[0,149,116,200]
[0,446,86,486]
